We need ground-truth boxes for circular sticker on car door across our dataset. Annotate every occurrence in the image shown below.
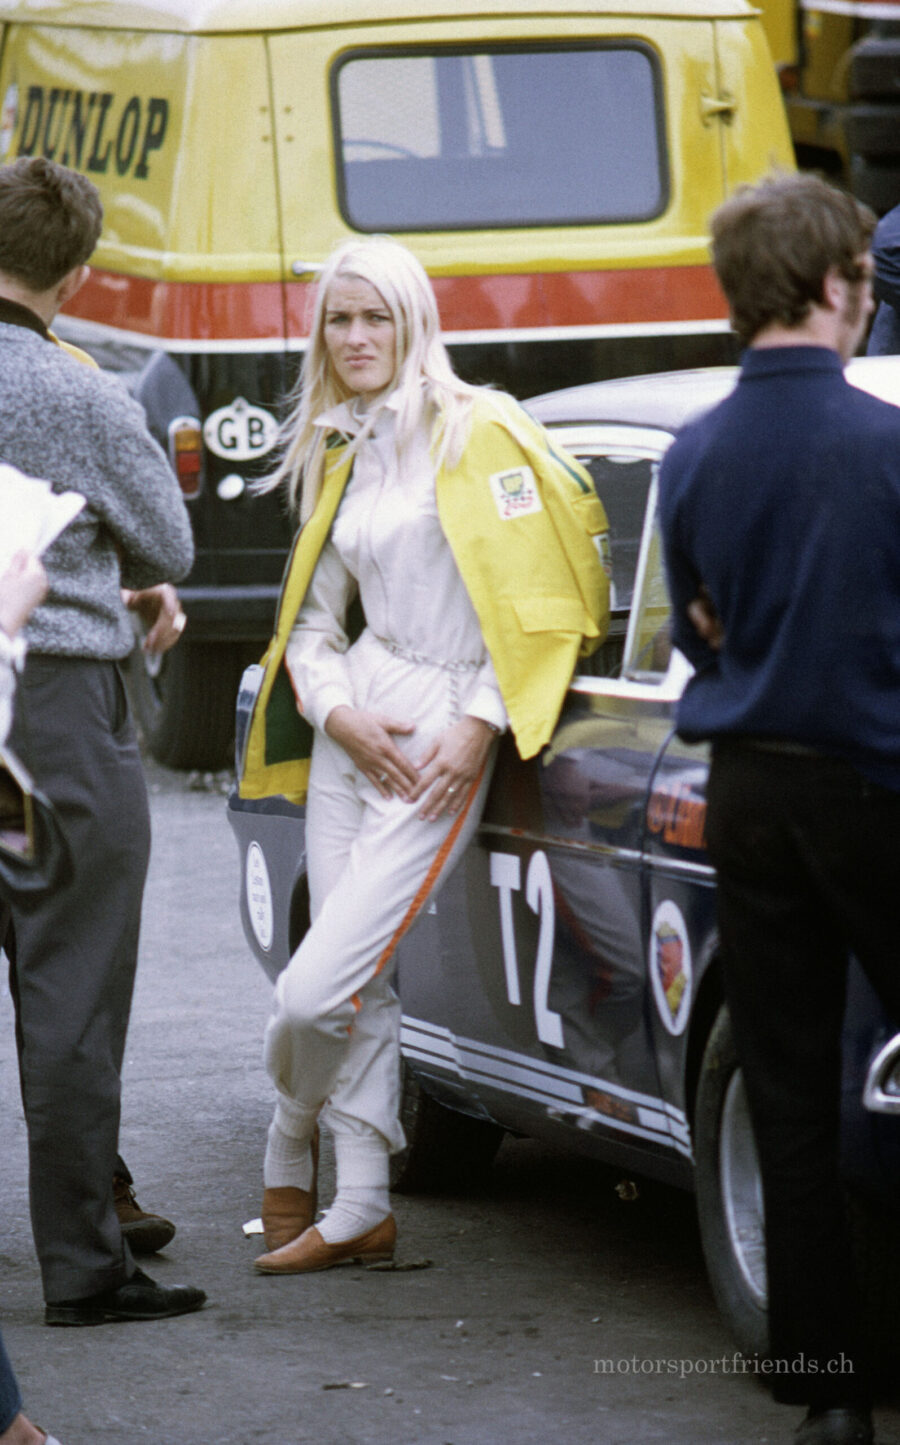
[246,841,274,952]
[649,899,692,1035]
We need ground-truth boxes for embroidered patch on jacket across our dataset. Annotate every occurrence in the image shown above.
[488,466,543,520]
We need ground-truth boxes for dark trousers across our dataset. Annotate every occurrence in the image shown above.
[2,656,149,1303]
[706,741,900,1407]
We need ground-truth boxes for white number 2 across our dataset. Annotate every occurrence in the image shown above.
[489,850,563,1047]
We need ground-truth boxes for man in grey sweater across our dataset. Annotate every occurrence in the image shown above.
[0,156,205,1324]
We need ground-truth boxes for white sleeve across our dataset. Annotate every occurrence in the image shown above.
[0,633,25,747]
[284,540,358,734]
[0,660,13,746]
[465,650,508,734]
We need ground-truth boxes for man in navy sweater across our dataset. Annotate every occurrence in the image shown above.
[659,172,900,1445]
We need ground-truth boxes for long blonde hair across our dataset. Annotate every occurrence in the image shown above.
[264,236,481,521]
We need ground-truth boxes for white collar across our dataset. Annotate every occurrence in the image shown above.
[313,391,401,437]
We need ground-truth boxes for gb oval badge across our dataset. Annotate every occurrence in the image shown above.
[203,397,278,462]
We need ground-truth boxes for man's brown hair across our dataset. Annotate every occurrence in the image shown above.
[0,156,102,292]
[710,172,876,345]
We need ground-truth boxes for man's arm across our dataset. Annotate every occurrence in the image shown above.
[658,453,722,669]
[88,373,194,589]
[122,582,187,654]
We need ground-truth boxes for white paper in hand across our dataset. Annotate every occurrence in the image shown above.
[0,463,85,573]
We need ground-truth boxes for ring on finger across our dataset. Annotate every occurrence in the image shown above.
[447,785,457,795]
[376,771,388,783]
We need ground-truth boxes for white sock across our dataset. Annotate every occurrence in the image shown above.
[316,1131,390,1244]
[263,1120,314,1190]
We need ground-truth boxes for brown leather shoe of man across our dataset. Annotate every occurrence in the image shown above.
[261,1128,320,1250]
[254,1214,396,1275]
[113,1175,176,1255]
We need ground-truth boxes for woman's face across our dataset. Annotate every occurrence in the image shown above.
[323,275,396,400]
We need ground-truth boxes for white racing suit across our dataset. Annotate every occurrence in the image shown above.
[263,400,505,1152]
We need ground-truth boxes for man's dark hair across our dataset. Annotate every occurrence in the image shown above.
[710,172,876,345]
[0,156,103,292]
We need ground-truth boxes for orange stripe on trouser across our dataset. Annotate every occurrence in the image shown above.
[348,758,488,1018]
[264,741,495,1153]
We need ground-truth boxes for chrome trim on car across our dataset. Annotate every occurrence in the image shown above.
[862,1033,900,1113]
[477,830,715,880]
[478,823,643,866]
[545,423,674,461]
[401,1016,692,1158]
[645,854,716,881]
[569,646,693,706]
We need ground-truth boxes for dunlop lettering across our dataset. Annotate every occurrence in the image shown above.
[87,92,114,173]
[135,98,168,178]
[41,87,68,160]
[16,84,169,180]
[17,85,44,155]
[115,96,140,175]
[61,91,94,169]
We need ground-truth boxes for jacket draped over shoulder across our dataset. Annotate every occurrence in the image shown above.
[239,393,609,803]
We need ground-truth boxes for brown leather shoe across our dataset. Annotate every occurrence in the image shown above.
[113,1175,176,1255]
[261,1128,319,1250]
[254,1214,396,1274]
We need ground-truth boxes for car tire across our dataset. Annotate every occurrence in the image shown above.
[390,1059,505,1195]
[693,1005,770,1358]
[124,635,251,771]
[694,1004,900,1373]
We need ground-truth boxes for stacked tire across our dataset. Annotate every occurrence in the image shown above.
[848,35,900,214]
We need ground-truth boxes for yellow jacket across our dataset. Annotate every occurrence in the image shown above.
[239,393,609,803]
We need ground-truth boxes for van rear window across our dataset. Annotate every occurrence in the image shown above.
[332,44,666,232]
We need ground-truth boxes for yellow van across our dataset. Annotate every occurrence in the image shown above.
[0,0,792,767]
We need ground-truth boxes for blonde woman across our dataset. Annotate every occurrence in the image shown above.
[247,236,610,1273]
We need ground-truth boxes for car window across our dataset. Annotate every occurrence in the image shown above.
[576,453,656,612]
[546,423,671,613]
[622,492,672,682]
[333,44,666,232]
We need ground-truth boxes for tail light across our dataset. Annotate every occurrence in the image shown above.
[167,415,204,498]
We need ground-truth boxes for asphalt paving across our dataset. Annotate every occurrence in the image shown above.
[1,761,899,1445]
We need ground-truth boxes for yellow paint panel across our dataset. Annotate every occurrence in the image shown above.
[0,0,775,35]
[269,16,728,276]
[714,18,795,194]
[0,6,791,288]
[0,25,281,280]
[754,0,798,70]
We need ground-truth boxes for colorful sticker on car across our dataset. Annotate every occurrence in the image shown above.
[646,781,707,850]
[649,899,692,1035]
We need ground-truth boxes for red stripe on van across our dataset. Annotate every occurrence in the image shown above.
[63,263,726,342]
[430,265,727,330]
[64,270,287,340]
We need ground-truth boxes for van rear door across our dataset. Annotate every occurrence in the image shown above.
[266,10,736,388]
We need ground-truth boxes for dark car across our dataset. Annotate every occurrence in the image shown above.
[226,358,900,1362]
